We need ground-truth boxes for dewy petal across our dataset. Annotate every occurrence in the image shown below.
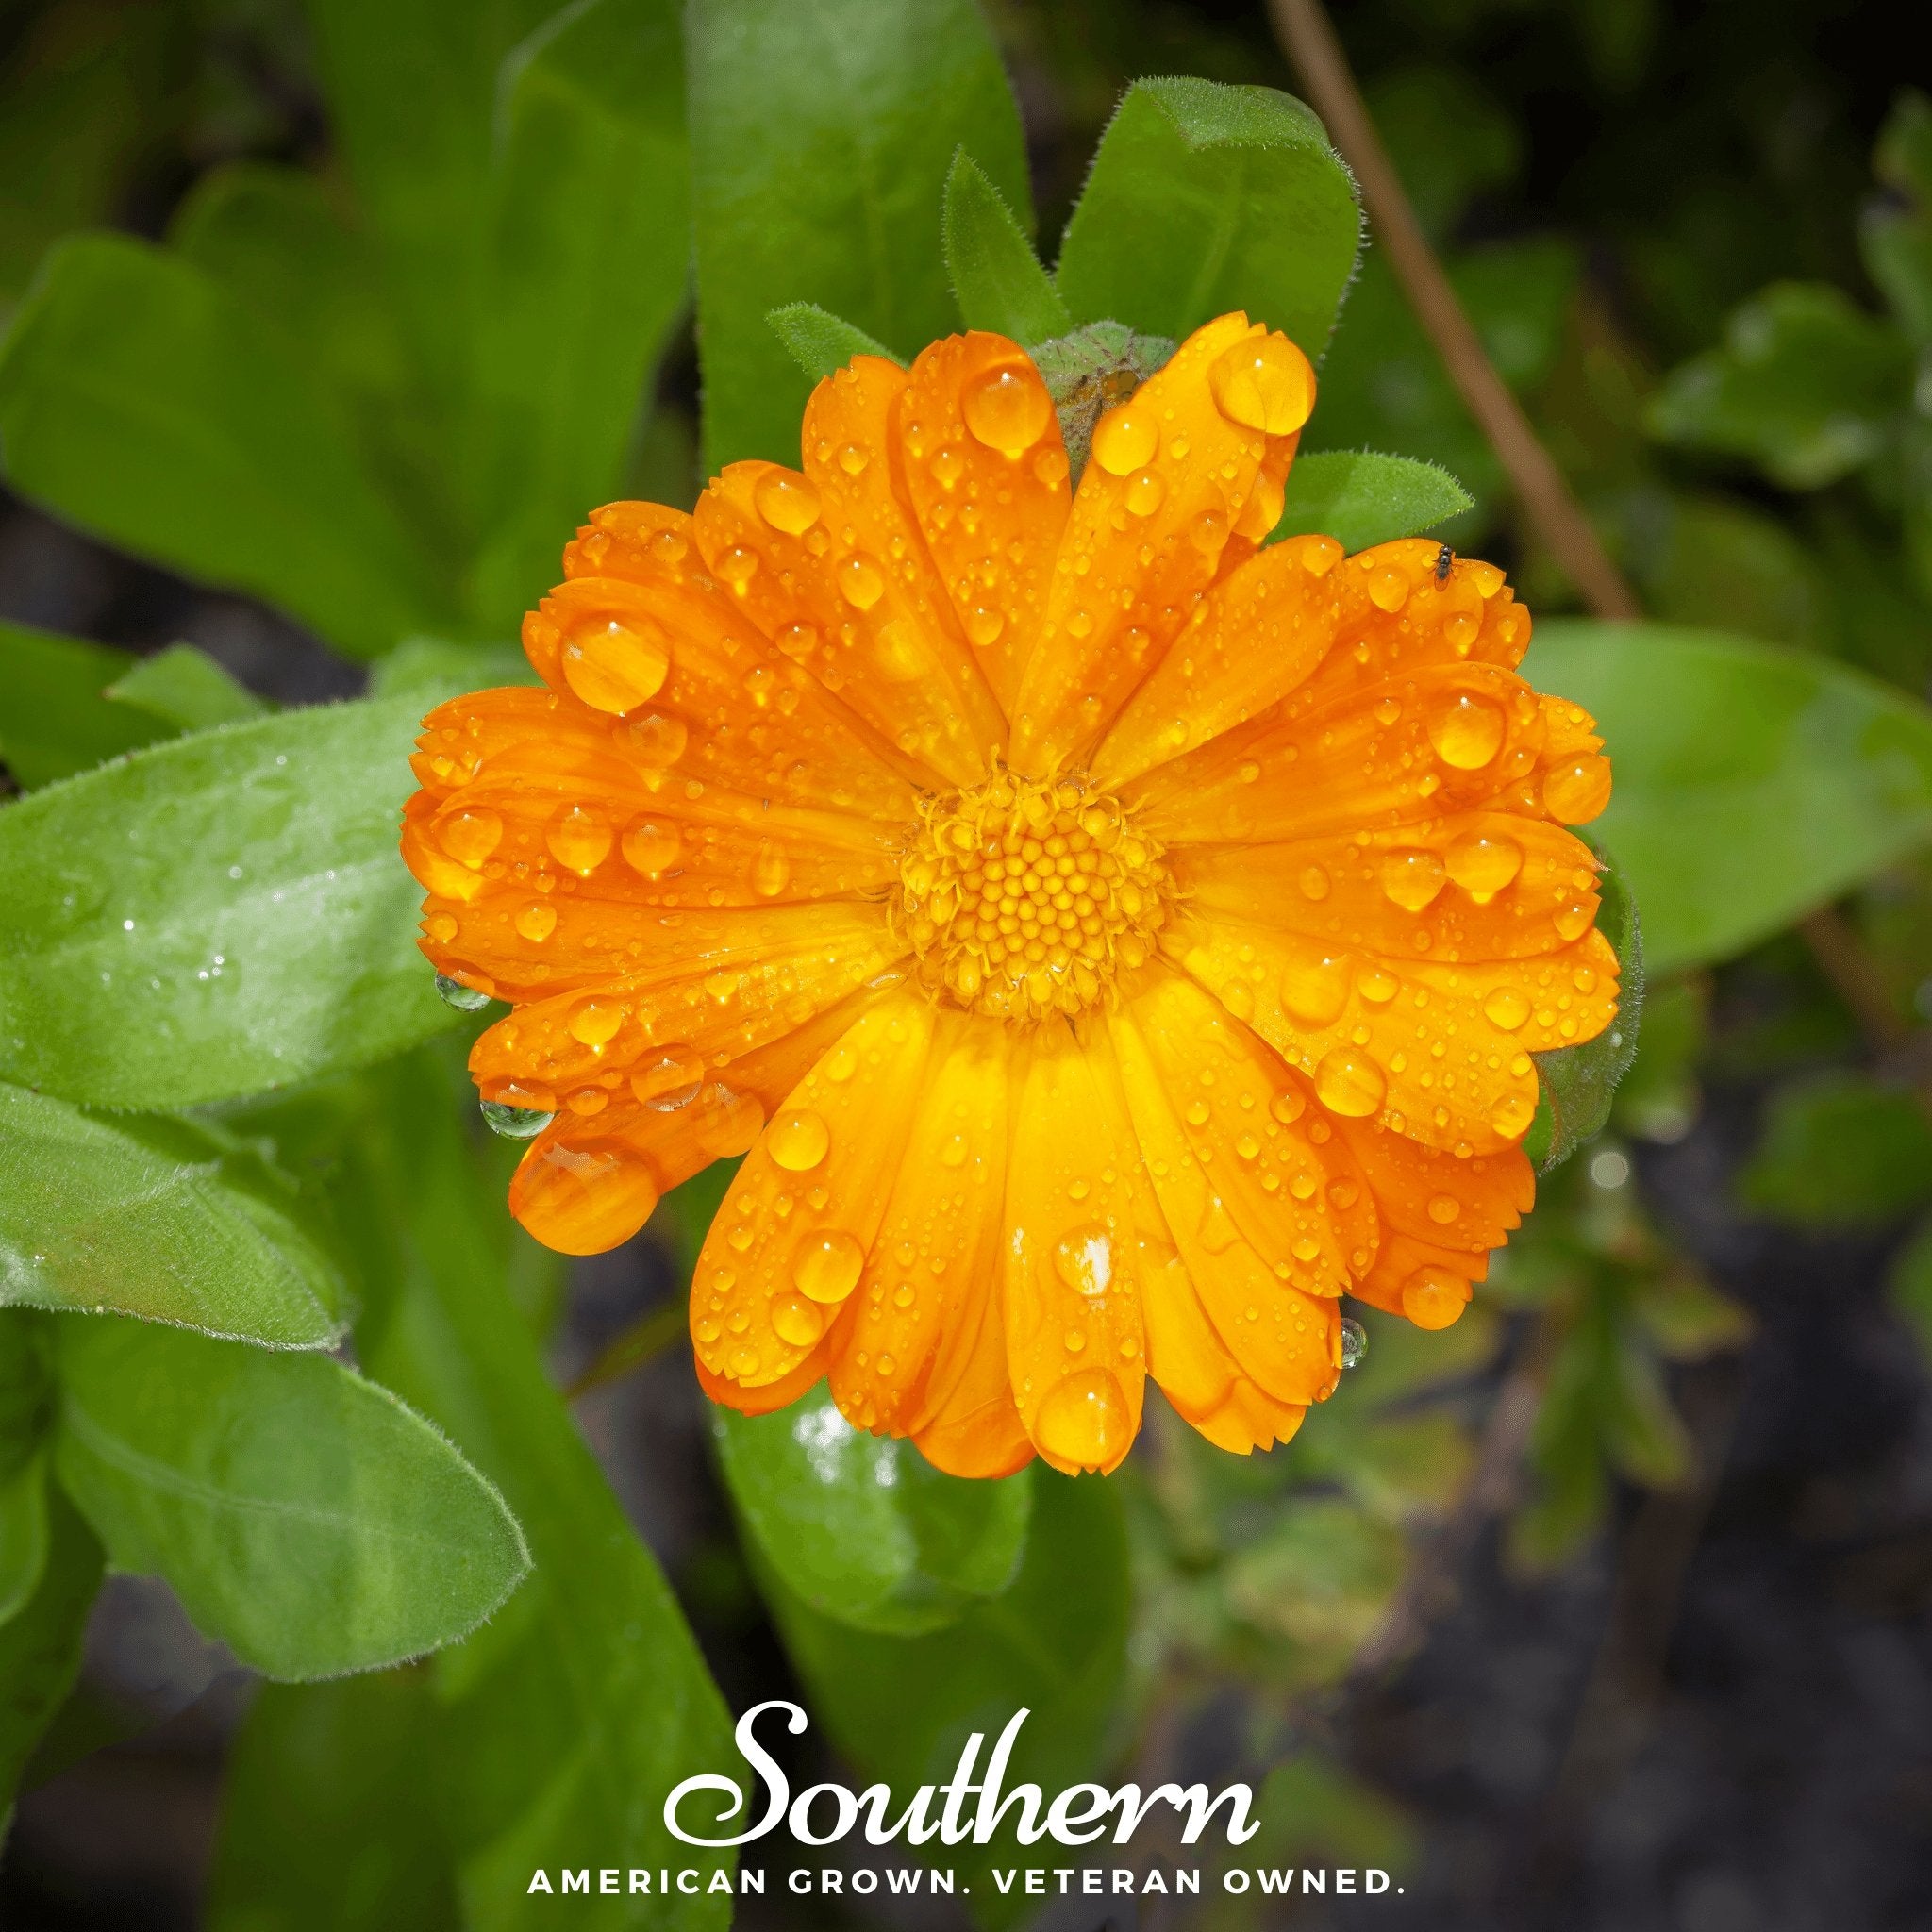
[463,903,906,1107]
[1008,313,1304,775]
[691,358,1007,787]
[1002,1021,1153,1474]
[692,990,939,1400]
[508,989,870,1256]
[826,1010,1011,1441]
[1167,907,1621,1154]
[526,504,920,824]
[897,332,1071,716]
[1106,985,1341,1409]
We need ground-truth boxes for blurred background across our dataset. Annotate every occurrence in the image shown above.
[3,0,1930,1927]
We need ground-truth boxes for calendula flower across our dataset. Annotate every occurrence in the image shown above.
[402,311,1617,1478]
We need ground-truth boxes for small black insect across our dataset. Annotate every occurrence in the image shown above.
[1435,543,1454,581]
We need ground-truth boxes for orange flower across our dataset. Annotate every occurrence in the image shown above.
[402,312,1617,1479]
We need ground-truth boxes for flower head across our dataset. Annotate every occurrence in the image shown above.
[402,312,1617,1477]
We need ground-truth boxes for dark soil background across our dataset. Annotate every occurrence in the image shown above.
[5,0,1928,1925]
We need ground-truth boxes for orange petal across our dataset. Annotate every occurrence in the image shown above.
[911,1283,1034,1479]
[690,360,1007,786]
[1172,812,1608,963]
[897,332,1071,714]
[826,1011,1011,1438]
[1008,313,1308,774]
[1351,1231,1487,1328]
[1001,1022,1154,1474]
[1111,967,1377,1297]
[507,987,879,1259]
[521,518,920,824]
[1126,660,1549,847]
[1166,911,1621,1154]
[1092,533,1347,788]
[692,990,939,1402]
[466,912,902,1110]
[1104,990,1341,1408]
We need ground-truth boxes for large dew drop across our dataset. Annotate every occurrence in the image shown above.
[961,364,1051,457]
[1339,1317,1369,1368]
[435,973,491,1012]
[1035,1367,1132,1468]
[482,1099,554,1139]
[1207,333,1315,436]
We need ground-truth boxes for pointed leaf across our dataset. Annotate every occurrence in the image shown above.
[0,235,445,657]
[767,302,901,382]
[54,1316,529,1679]
[1273,449,1474,552]
[106,643,267,733]
[0,1085,343,1346]
[0,1481,101,1799]
[0,696,455,1109]
[0,618,163,788]
[689,0,1030,464]
[943,149,1070,345]
[1056,77,1360,357]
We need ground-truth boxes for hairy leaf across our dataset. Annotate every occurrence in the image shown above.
[0,618,164,788]
[943,149,1070,345]
[1273,449,1474,552]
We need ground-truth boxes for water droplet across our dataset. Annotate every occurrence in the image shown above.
[1445,832,1523,900]
[1053,1224,1114,1297]
[1482,985,1529,1031]
[1207,332,1315,435]
[1186,1098,1211,1126]
[560,614,670,714]
[1554,899,1594,942]
[1190,509,1228,556]
[1400,1265,1467,1330]
[435,973,490,1011]
[1222,979,1256,1021]
[482,1099,553,1139]
[1236,1133,1260,1160]
[515,901,558,942]
[1367,567,1409,613]
[769,1108,830,1171]
[837,442,869,475]
[751,842,791,897]
[547,803,611,874]
[962,364,1051,455]
[714,544,759,590]
[1543,753,1612,824]
[438,808,502,867]
[1426,690,1506,770]
[631,1046,704,1109]
[1357,966,1399,1005]
[1271,1087,1307,1124]
[621,815,681,877]
[964,603,1006,646]
[1091,403,1158,476]
[1124,469,1165,517]
[1339,1317,1369,1367]
[1299,864,1331,902]
[930,445,965,488]
[1034,1367,1131,1468]
[1033,445,1070,490]
[625,710,688,767]
[1427,1192,1461,1224]
[1381,848,1447,911]
[839,554,885,609]
[792,1230,863,1303]
[772,1292,827,1346]
[1280,949,1350,1025]
[513,1139,658,1254]
[754,469,822,535]
[774,621,818,661]
[1314,1047,1386,1117]
[567,996,623,1047]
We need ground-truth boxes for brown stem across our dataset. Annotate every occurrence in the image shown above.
[1269,0,1641,619]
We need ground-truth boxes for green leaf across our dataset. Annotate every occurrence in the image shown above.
[758,1468,1127,1921]
[0,617,164,789]
[462,0,691,629]
[714,1382,1030,1635]
[0,235,446,657]
[0,1452,48,1627]
[0,696,455,1108]
[235,1048,736,1923]
[1646,282,1914,489]
[942,149,1070,345]
[106,643,268,733]
[0,1480,101,1799]
[1029,320,1176,484]
[689,0,1030,465]
[1521,849,1644,1173]
[1272,450,1473,552]
[1056,77,1360,358]
[54,1316,528,1679]
[1740,1073,1932,1226]
[0,1084,343,1346]
[207,1671,461,1932]
[766,302,901,382]
[1529,621,1932,974]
